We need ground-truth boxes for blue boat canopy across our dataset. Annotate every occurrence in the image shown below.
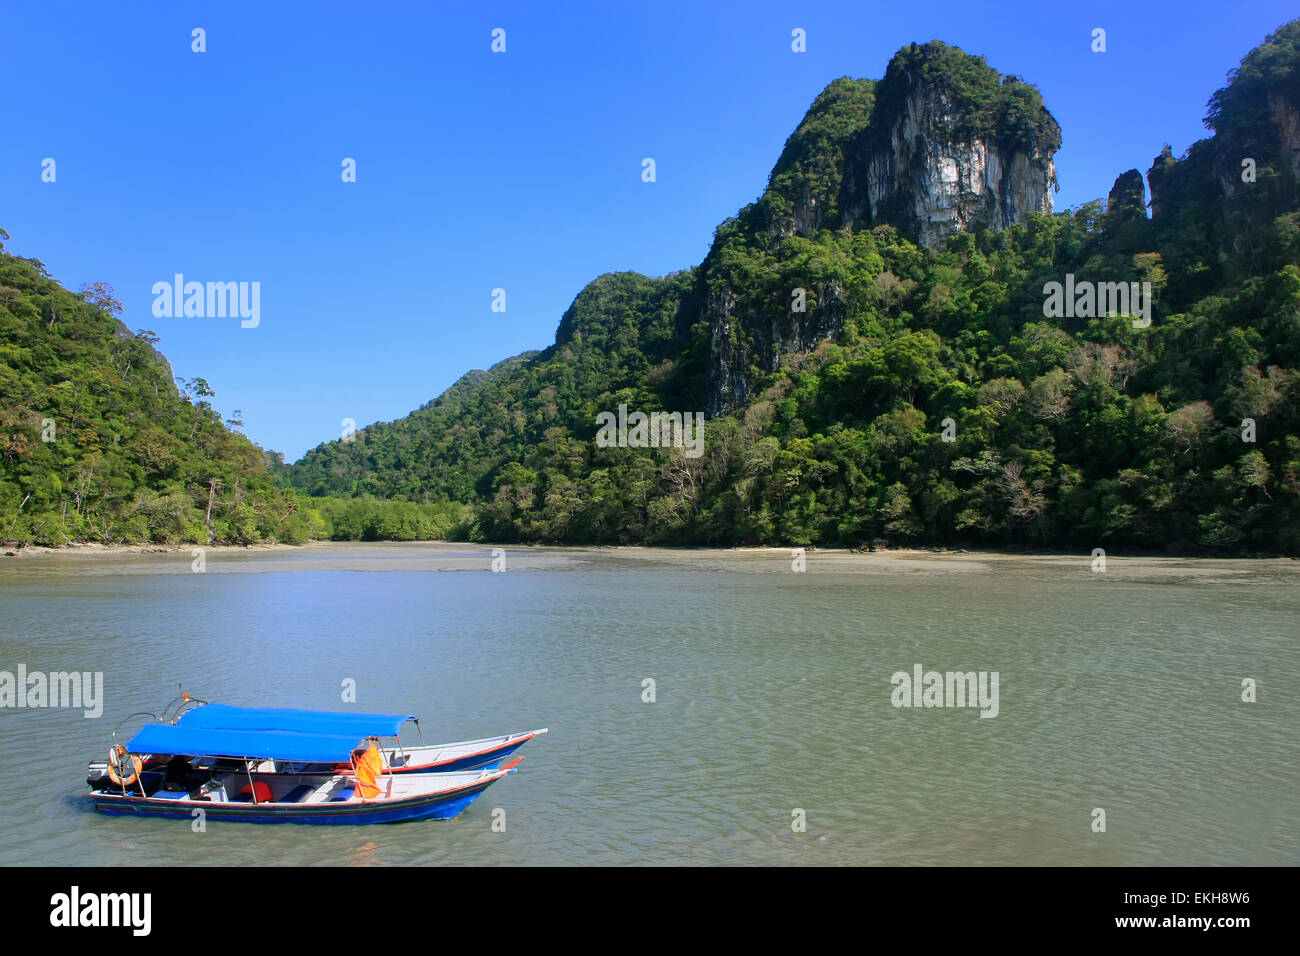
[177,703,415,738]
[127,724,366,763]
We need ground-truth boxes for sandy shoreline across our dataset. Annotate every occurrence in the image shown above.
[1,539,1295,582]
[2,538,1295,560]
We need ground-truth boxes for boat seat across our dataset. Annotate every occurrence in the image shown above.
[281,784,315,804]
[329,787,355,802]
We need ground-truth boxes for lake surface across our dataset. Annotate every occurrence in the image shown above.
[1,543,1296,866]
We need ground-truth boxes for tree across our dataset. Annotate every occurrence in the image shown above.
[78,281,123,317]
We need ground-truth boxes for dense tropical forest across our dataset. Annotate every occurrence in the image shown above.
[0,237,465,547]
[289,27,1300,552]
[3,24,1299,552]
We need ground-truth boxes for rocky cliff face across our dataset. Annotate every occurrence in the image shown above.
[842,84,1058,248]
[1270,93,1300,178]
[705,277,847,416]
[1107,169,1147,214]
[703,42,1061,415]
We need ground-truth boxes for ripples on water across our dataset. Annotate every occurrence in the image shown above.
[0,545,1296,865]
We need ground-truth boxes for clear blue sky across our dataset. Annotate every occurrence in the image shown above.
[2,1,1294,461]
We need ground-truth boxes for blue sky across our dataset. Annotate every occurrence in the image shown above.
[2,1,1295,461]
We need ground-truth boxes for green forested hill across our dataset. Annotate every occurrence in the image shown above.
[0,237,468,547]
[0,234,314,546]
[289,26,1300,553]
[290,268,698,509]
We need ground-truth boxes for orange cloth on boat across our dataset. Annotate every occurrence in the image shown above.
[354,742,384,799]
[240,781,272,803]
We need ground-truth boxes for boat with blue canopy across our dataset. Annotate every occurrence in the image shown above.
[86,695,547,788]
[88,722,521,825]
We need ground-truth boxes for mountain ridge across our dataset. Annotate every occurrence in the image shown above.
[286,25,1300,552]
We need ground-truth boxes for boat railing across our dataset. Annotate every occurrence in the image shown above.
[108,711,159,798]
[159,689,209,725]
[110,711,158,742]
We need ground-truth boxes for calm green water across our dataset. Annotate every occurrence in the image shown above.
[0,544,1296,866]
